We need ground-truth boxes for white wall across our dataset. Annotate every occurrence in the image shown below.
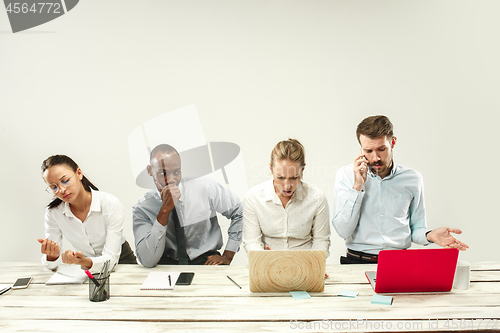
[1,0,498,266]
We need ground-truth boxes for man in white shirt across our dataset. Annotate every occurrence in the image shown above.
[332,115,468,264]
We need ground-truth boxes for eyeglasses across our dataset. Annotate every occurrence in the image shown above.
[45,173,76,194]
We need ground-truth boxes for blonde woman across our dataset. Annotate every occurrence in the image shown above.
[243,139,330,255]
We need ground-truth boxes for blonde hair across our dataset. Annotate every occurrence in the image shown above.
[270,138,305,168]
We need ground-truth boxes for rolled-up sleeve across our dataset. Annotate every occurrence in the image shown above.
[332,167,364,239]
[41,209,63,271]
[133,204,167,268]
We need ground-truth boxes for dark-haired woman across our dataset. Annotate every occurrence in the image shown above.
[37,155,136,272]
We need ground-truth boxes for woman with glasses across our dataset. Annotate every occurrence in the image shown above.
[37,155,136,272]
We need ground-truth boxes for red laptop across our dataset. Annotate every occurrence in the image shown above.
[365,248,459,293]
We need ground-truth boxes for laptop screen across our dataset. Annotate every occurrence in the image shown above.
[367,248,459,293]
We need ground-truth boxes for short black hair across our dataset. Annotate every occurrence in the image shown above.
[149,144,180,163]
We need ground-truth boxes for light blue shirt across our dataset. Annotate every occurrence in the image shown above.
[133,177,243,267]
[332,162,430,255]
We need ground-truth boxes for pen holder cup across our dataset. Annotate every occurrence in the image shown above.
[89,273,110,302]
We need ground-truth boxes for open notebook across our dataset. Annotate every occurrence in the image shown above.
[141,272,181,290]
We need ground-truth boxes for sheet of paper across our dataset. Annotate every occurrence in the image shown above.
[289,291,311,300]
[141,272,181,290]
[46,265,88,285]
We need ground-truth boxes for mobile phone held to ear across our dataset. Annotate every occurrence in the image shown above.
[12,277,33,289]
[176,272,195,285]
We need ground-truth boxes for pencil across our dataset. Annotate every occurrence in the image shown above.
[227,275,241,289]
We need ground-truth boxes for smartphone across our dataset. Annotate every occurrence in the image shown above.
[176,272,194,285]
[12,277,32,289]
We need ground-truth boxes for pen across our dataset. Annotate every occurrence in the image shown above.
[99,261,106,280]
[56,271,75,278]
[0,287,11,296]
[85,270,100,287]
[168,275,171,286]
[227,275,241,289]
[96,260,110,299]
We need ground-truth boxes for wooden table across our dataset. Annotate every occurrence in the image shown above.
[0,262,499,332]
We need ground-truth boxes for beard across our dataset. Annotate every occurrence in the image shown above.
[369,161,388,175]
[369,152,393,176]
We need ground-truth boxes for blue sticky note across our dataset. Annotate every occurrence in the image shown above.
[289,291,311,300]
[371,295,393,305]
[338,291,359,298]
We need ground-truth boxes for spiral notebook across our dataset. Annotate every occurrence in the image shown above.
[140,272,181,290]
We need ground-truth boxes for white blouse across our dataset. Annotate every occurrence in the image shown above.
[42,189,126,273]
[243,179,331,256]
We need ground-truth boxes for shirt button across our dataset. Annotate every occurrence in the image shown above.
[380,215,383,217]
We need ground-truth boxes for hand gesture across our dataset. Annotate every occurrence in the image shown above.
[37,238,60,261]
[426,227,469,251]
[156,180,181,226]
[59,250,93,268]
[353,153,368,191]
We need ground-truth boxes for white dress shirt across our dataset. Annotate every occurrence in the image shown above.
[243,179,331,256]
[42,189,126,273]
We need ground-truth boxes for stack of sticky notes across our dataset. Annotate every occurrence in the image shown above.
[371,295,393,305]
[289,291,311,300]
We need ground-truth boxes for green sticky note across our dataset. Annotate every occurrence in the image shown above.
[338,291,359,298]
[289,291,311,300]
[371,295,393,305]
